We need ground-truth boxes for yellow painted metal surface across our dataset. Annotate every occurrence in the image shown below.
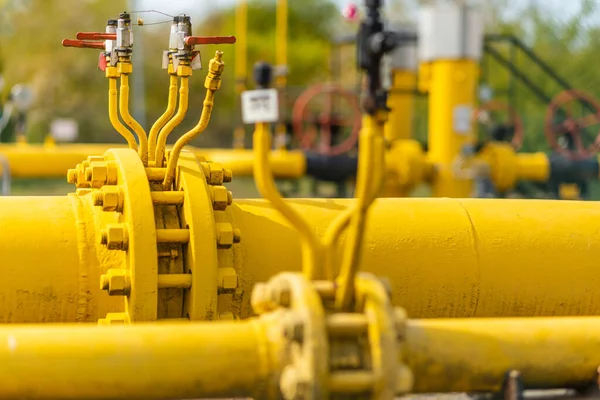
[0,321,275,399]
[384,70,417,142]
[4,194,600,322]
[406,316,600,392]
[202,148,307,178]
[381,139,430,197]
[424,60,479,197]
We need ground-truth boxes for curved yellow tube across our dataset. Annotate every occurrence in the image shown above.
[336,114,386,309]
[155,77,189,167]
[253,122,321,280]
[119,74,148,165]
[148,75,178,164]
[162,89,214,190]
[108,78,138,151]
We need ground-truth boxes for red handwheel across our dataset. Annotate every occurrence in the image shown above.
[473,100,524,150]
[544,89,600,159]
[292,84,362,156]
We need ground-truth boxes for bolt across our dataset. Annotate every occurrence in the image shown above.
[100,223,129,250]
[67,169,77,184]
[99,268,130,296]
[92,191,104,206]
[251,282,275,315]
[283,314,304,343]
[233,228,241,243]
[227,190,233,205]
[215,222,234,248]
[100,186,124,212]
[217,267,238,290]
[223,168,232,182]
[280,365,309,400]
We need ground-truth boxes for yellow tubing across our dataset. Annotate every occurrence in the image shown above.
[406,316,600,392]
[162,90,214,189]
[253,122,321,280]
[0,321,275,399]
[119,74,148,165]
[155,76,189,167]
[517,151,550,182]
[108,78,138,151]
[335,113,385,308]
[148,75,178,163]
[384,70,417,142]
[7,196,600,321]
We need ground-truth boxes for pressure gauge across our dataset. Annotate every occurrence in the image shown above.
[10,84,34,112]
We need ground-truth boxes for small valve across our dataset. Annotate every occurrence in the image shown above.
[116,13,133,57]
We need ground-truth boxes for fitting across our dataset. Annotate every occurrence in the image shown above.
[204,51,225,91]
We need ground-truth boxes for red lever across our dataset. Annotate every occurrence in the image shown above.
[76,32,117,40]
[62,39,105,50]
[184,36,236,46]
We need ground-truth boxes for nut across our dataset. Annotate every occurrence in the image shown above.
[99,268,130,296]
[218,312,234,320]
[210,186,230,211]
[223,168,232,183]
[100,223,129,250]
[282,314,304,343]
[217,267,238,290]
[67,168,77,184]
[280,365,309,400]
[232,228,241,243]
[215,222,234,248]
[100,186,124,212]
[98,312,128,325]
[207,162,225,185]
[87,161,108,188]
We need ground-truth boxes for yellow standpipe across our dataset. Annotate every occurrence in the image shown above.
[1,317,600,398]
[274,0,288,151]
[163,51,225,189]
[425,59,479,197]
[233,0,248,149]
[384,70,417,143]
[6,194,600,322]
[118,62,148,165]
[148,68,178,164]
[406,316,600,392]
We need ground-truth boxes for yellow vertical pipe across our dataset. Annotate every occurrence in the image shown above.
[275,0,288,150]
[233,0,248,149]
[427,60,478,197]
[406,316,600,392]
[384,70,417,142]
[0,321,276,399]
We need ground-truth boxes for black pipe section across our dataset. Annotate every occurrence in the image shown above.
[305,152,357,183]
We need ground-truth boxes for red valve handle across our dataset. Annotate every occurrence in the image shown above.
[76,32,117,40]
[62,39,105,50]
[184,36,237,46]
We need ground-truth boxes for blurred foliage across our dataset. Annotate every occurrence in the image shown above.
[1,0,600,155]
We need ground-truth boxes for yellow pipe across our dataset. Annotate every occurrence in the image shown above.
[384,70,416,142]
[162,52,225,190]
[0,145,307,179]
[517,152,550,182]
[233,0,248,149]
[275,0,288,151]
[108,78,138,151]
[0,321,277,399]
[155,76,189,167]
[6,196,600,321]
[0,317,599,397]
[425,60,479,197]
[406,316,600,392]
[254,122,321,280]
[335,112,386,308]
[119,73,148,165]
[148,74,178,164]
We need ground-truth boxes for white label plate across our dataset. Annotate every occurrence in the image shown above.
[241,89,279,124]
[453,105,473,134]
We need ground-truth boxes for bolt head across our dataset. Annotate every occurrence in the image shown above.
[215,222,234,248]
[218,267,238,290]
[101,186,122,212]
[88,162,108,188]
[211,186,230,211]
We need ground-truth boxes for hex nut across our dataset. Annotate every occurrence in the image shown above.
[101,223,129,250]
[207,162,225,185]
[88,161,108,188]
[101,186,123,212]
[211,186,230,211]
[100,269,130,296]
[216,222,234,248]
[217,267,238,290]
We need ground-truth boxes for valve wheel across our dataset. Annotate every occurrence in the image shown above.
[292,84,361,156]
[473,100,524,150]
[544,89,600,159]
